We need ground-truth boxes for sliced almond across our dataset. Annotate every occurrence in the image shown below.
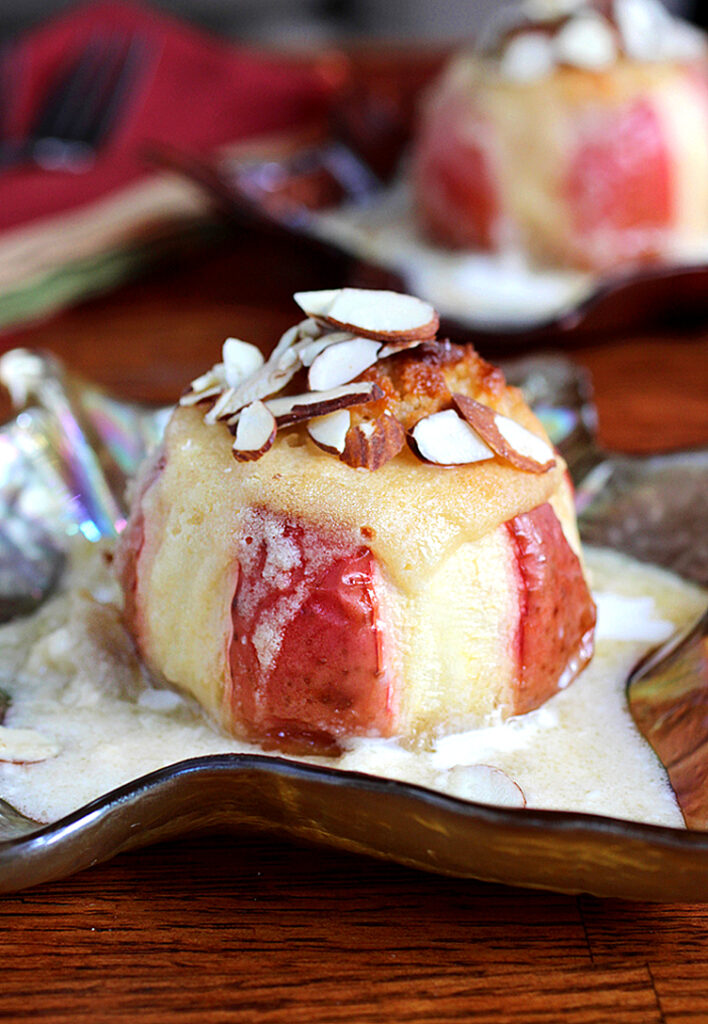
[266,381,383,426]
[205,385,241,423]
[180,383,223,407]
[222,337,265,388]
[378,339,424,359]
[292,289,340,319]
[180,364,227,406]
[294,288,439,342]
[299,331,354,368]
[407,409,495,466]
[307,409,351,454]
[341,412,405,470]
[444,764,526,808]
[207,346,301,425]
[308,337,381,391]
[0,725,59,763]
[270,317,321,362]
[453,394,555,473]
[232,401,277,461]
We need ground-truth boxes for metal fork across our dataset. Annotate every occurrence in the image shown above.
[0,34,147,173]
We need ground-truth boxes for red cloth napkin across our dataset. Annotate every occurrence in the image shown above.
[0,0,332,233]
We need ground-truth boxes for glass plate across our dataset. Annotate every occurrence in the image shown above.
[0,349,706,900]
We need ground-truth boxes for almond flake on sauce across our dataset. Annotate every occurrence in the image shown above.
[453,394,556,473]
[0,725,59,764]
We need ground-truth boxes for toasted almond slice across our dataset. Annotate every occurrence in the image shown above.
[266,381,383,426]
[444,764,526,808]
[232,401,277,461]
[292,289,340,318]
[299,331,355,368]
[0,725,59,764]
[180,384,223,407]
[294,288,439,342]
[378,339,424,359]
[453,394,555,473]
[308,337,381,391]
[408,409,495,466]
[341,412,405,470]
[209,349,302,425]
[205,385,240,423]
[270,317,321,362]
[307,409,351,454]
[222,337,265,388]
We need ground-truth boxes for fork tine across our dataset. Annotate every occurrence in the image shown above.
[88,35,147,149]
[59,37,128,145]
[30,38,107,141]
[29,34,147,170]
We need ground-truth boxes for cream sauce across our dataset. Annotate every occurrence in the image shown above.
[0,543,704,828]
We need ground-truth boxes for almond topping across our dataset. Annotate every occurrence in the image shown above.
[207,347,301,425]
[270,318,321,362]
[444,764,526,808]
[453,394,555,473]
[266,381,383,426]
[0,725,59,764]
[222,338,265,388]
[299,331,354,368]
[294,288,439,342]
[408,409,495,466]
[232,401,277,461]
[179,383,222,407]
[308,336,381,391]
[307,409,351,454]
[341,412,406,470]
[378,339,424,359]
[180,365,227,406]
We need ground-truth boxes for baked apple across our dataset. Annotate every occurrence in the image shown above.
[115,288,596,753]
[413,0,708,271]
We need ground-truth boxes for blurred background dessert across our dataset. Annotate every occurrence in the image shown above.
[413,0,708,271]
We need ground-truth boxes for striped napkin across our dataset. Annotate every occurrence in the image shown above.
[0,0,331,334]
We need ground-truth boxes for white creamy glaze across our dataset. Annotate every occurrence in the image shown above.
[0,542,704,829]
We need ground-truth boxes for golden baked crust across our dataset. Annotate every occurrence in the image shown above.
[350,340,509,430]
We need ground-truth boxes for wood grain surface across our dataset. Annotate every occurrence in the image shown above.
[1,227,708,1023]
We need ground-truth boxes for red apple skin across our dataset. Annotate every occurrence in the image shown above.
[414,75,683,270]
[413,98,501,250]
[117,480,595,751]
[507,502,596,716]
[228,514,396,753]
[564,99,672,268]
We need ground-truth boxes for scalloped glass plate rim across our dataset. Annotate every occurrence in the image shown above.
[3,751,708,900]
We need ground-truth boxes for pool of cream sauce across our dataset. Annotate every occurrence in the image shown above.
[0,543,704,828]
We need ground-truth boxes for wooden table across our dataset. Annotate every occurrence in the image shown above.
[1,231,708,1024]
